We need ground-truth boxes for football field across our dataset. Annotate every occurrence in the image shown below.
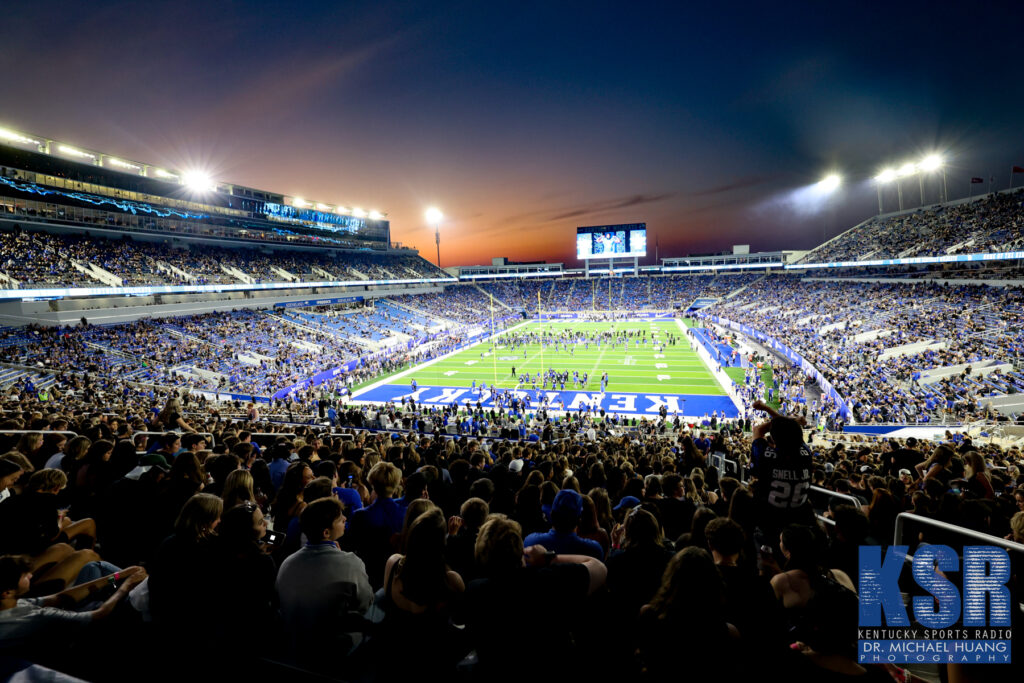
[351,320,740,418]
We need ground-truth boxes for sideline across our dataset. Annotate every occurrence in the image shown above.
[676,318,744,416]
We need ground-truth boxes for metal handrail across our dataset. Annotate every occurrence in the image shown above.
[809,485,862,510]
[0,430,79,438]
[893,512,1024,553]
[134,431,216,447]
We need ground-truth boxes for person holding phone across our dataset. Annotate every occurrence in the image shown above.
[206,502,277,649]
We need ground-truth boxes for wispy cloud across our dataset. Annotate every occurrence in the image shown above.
[548,193,676,221]
[685,175,772,197]
[494,191,676,228]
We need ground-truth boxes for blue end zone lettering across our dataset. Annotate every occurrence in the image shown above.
[349,385,739,417]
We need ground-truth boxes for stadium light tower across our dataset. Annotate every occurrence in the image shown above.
[425,207,443,270]
[919,154,947,203]
[893,162,917,211]
[874,168,897,214]
[816,174,841,243]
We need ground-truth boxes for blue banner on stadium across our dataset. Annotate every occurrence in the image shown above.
[791,249,1024,270]
[274,296,364,308]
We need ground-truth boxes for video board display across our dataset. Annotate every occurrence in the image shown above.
[576,223,646,259]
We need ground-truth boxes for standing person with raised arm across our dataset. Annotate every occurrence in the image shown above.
[749,399,815,557]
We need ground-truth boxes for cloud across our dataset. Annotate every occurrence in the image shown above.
[685,175,773,197]
[547,192,676,221]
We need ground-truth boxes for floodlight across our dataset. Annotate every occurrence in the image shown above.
[57,144,96,161]
[919,154,943,172]
[369,210,383,220]
[0,128,40,146]
[182,170,215,193]
[106,158,140,171]
[897,162,917,177]
[875,169,897,183]
[425,207,443,224]
[818,174,841,192]
[293,197,306,207]
[336,206,348,214]
[352,207,367,218]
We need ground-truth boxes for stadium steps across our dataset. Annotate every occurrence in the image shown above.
[382,299,447,327]
[155,260,195,282]
[271,266,298,282]
[161,327,209,347]
[472,284,513,311]
[542,280,556,308]
[220,264,254,284]
[71,259,123,286]
[270,311,373,348]
[83,341,149,365]
[0,368,26,388]
[0,270,20,287]
[721,274,766,300]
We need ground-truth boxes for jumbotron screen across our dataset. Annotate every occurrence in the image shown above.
[576,223,647,259]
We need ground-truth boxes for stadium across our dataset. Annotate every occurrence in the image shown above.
[1,5,1023,682]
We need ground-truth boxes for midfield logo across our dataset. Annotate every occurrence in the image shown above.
[858,545,1012,664]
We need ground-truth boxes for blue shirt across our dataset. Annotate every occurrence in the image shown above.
[523,530,604,561]
[351,497,405,537]
[270,458,290,491]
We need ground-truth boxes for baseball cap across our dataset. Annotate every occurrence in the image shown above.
[140,453,170,471]
[509,459,524,473]
[551,489,583,519]
[613,495,641,512]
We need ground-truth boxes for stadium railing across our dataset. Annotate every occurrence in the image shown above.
[0,429,79,439]
[893,512,1024,615]
[893,512,1024,555]
[809,485,862,510]
[134,430,217,447]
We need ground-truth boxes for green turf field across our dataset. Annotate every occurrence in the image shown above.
[402,320,728,396]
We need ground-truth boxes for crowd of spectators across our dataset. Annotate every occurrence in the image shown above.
[0,378,1020,681]
[801,189,1024,263]
[0,226,447,289]
[707,276,1024,423]
[389,288,496,326]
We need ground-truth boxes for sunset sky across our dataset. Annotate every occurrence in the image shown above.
[3,1,1023,266]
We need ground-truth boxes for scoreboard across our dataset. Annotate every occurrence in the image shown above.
[576,223,646,259]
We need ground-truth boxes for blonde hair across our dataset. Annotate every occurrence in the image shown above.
[367,461,402,497]
[175,493,223,540]
[475,514,523,574]
[28,468,68,492]
[222,469,256,509]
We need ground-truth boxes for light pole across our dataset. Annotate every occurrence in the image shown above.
[896,162,917,210]
[874,169,896,214]
[919,154,945,204]
[818,174,841,242]
[425,207,443,270]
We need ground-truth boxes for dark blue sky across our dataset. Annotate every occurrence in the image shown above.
[2,1,1022,265]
